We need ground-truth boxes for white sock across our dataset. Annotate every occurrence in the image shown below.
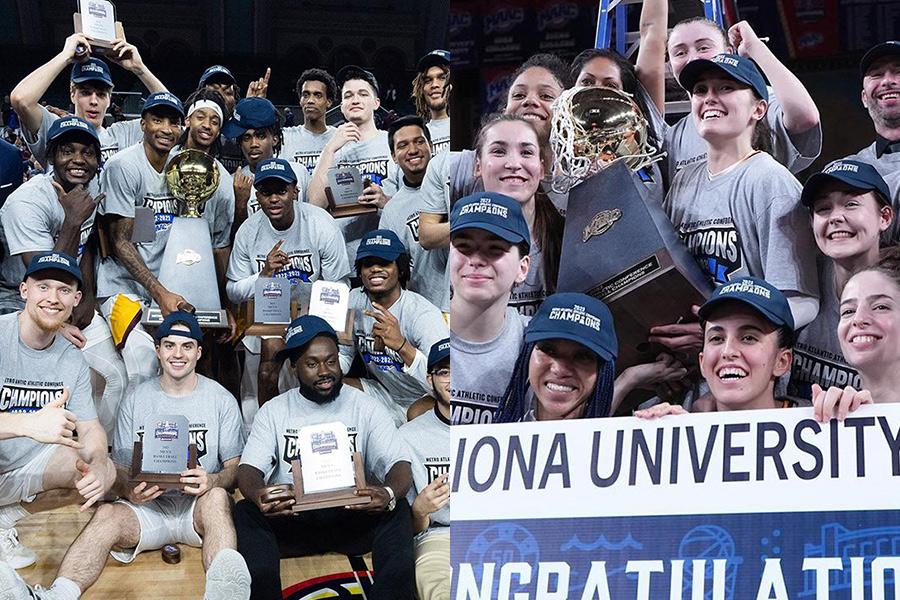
[0,504,29,530]
[51,577,82,599]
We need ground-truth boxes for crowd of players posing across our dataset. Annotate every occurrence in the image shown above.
[447,3,900,434]
[0,29,453,600]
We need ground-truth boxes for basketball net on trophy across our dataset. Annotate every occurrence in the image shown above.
[550,86,662,194]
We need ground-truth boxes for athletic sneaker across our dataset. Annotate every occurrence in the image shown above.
[204,548,251,600]
[0,528,36,569]
[0,560,67,600]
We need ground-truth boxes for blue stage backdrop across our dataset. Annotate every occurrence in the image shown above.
[451,405,900,599]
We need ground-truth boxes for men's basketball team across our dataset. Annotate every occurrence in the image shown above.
[0,32,452,600]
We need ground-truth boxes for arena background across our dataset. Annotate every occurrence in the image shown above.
[448,0,900,178]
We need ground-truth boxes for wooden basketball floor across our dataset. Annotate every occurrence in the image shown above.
[16,503,362,599]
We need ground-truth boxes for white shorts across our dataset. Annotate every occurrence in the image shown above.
[0,444,56,506]
[110,495,201,563]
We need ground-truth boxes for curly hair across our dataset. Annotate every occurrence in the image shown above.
[411,64,450,121]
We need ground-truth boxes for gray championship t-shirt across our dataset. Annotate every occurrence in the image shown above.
[0,173,99,299]
[341,288,448,408]
[331,131,398,263]
[239,385,410,486]
[844,143,900,243]
[399,408,450,535]
[663,151,818,296]
[378,180,450,312]
[787,257,860,402]
[96,143,235,301]
[451,307,528,425]
[281,125,336,175]
[665,88,823,178]
[24,105,142,168]
[239,162,310,215]
[111,375,245,477]
[427,118,450,155]
[0,312,95,472]
[226,202,352,303]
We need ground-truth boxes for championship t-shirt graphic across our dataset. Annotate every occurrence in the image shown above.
[0,378,64,413]
[677,217,744,284]
[255,252,316,284]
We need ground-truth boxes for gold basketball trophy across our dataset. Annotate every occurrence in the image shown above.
[553,87,711,403]
[143,149,228,327]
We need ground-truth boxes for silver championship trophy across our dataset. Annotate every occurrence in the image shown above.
[553,87,712,410]
[143,149,228,328]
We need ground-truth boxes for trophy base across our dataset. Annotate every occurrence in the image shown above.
[143,308,229,329]
[290,453,369,512]
[130,442,199,491]
[330,203,379,219]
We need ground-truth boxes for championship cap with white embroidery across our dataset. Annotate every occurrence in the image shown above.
[427,338,451,371]
[698,276,794,333]
[274,315,338,363]
[356,229,407,263]
[198,64,236,88]
[450,192,531,250]
[142,91,185,117]
[47,116,99,144]
[801,159,891,207]
[70,58,113,87]
[222,97,278,140]
[253,157,298,187]
[417,49,451,73]
[524,292,618,362]
[678,53,769,101]
[23,251,83,286]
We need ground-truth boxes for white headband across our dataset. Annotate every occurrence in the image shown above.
[187,99,223,122]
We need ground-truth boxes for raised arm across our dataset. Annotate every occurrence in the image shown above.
[635,0,668,113]
[729,21,820,133]
[10,33,90,135]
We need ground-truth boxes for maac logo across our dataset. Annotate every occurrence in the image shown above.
[583,209,622,242]
[484,8,524,34]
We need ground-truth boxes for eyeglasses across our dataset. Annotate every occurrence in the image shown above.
[430,367,450,379]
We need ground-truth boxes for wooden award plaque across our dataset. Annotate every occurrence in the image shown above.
[73,14,125,54]
[238,302,356,345]
[130,442,198,491]
[290,452,370,512]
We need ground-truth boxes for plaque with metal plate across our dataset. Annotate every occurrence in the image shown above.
[144,149,228,328]
[557,161,713,376]
[309,280,353,343]
[73,0,124,54]
[131,414,198,490]
[254,278,291,324]
[290,421,368,512]
[326,166,377,218]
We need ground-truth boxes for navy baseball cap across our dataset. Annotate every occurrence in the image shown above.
[71,58,113,87]
[222,97,278,140]
[47,116,99,145]
[450,192,531,250]
[698,277,795,333]
[525,293,618,362]
[274,315,338,363]
[418,49,451,72]
[24,251,83,286]
[154,310,203,342]
[356,229,407,263]
[198,65,236,88]
[254,158,297,187]
[678,54,769,102]
[336,65,380,97]
[142,92,185,118]
[801,159,891,208]
[861,41,900,77]
[428,338,451,371]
